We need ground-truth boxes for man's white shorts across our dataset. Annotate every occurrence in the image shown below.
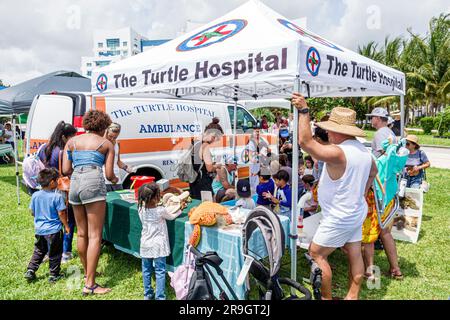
[312,220,363,248]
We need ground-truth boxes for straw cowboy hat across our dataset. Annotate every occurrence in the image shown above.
[316,107,366,137]
[405,135,420,147]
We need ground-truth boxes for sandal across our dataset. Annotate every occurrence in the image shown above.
[390,271,404,280]
[82,284,111,296]
[383,269,403,280]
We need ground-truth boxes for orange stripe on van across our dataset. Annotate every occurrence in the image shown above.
[30,134,278,155]
[29,139,48,153]
[118,134,277,154]
[95,97,106,112]
[120,137,193,154]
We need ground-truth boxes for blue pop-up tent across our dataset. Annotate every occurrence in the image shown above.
[0,71,91,206]
[0,71,90,115]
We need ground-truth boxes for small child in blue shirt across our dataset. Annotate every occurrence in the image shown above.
[265,170,292,219]
[25,168,69,283]
[256,171,275,207]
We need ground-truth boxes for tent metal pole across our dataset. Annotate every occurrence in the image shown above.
[233,86,238,160]
[290,77,301,292]
[12,114,20,206]
[400,94,405,138]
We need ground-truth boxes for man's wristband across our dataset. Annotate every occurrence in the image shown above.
[298,108,310,114]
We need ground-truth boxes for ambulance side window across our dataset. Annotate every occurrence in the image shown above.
[228,106,255,132]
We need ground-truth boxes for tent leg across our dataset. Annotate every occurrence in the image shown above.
[233,98,238,159]
[232,86,239,164]
[400,95,405,138]
[290,77,301,293]
[12,114,20,206]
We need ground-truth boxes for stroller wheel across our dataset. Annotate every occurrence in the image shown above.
[278,278,312,300]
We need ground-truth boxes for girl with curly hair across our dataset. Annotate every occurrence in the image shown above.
[62,110,118,295]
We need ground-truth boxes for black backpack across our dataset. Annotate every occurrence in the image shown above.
[186,261,215,300]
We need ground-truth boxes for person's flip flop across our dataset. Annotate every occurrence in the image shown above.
[390,271,404,280]
[383,270,404,280]
[82,284,111,296]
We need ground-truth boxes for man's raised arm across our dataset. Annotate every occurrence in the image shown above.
[291,93,345,166]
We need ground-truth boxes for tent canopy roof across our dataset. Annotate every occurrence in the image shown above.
[92,0,405,101]
[0,71,91,115]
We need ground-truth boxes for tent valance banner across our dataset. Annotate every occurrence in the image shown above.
[92,0,405,100]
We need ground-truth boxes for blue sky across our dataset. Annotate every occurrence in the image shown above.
[0,0,448,85]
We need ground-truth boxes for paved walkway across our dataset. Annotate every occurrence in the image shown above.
[359,137,449,170]
[421,146,450,170]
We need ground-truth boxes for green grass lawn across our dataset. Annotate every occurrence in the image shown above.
[364,130,450,147]
[0,164,449,300]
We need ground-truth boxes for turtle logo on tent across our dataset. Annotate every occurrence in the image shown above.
[96,74,108,92]
[177,19,247,52]
[306,47,321,77]
[278,19,343,52]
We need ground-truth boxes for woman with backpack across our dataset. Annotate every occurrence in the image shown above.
[189,118,224,200]
[36,122,78,263]
[38,121,78,170]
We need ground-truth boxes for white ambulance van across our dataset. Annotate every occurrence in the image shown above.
[26,92,278,189]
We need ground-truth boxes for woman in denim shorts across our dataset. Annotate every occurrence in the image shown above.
[63,110,118,296]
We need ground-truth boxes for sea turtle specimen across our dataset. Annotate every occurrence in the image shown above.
[188,201,233,247]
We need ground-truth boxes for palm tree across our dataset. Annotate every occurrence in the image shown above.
[406,13,450,116]
[358,37,404,114]
[358,41,384,62]
[358,14,450,121]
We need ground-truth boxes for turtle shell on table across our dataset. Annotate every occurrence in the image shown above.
[188,201,233,247]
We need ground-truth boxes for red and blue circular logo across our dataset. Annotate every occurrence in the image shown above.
[96,74,108,92]
[177,19,247,52]
[278,19,343,52]
[306,47,321,77]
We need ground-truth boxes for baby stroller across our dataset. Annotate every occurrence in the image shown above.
[242,206,312,300]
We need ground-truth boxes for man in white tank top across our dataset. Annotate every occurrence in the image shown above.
[292,94,378,300]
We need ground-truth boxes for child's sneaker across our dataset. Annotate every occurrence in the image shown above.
[42,254,49,263]
[62,252,73,264]
[24,270,36,282]
[48,274,64,284]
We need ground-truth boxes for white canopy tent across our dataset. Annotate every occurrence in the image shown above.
[92,0,406,294]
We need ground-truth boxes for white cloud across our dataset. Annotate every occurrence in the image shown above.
[331,0,450,50]
[0,0,448,85]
